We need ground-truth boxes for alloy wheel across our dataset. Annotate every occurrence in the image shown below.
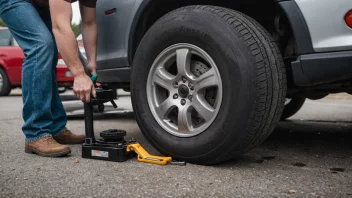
[146,44,223,137]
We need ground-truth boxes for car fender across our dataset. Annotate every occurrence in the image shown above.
[0,59,8,70]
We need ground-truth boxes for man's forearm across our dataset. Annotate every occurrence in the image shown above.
[82,21,97,65]
[49,0,95,103]
[53,26,85,77]
[49,0,85,77]
[80,4,97,74]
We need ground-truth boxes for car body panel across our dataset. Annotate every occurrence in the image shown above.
[0,46,23,85]
[96,0,324,73]
[294,0,352,52]
[95,0,352,87]
[96,0,141,71]
[56,66,74,87]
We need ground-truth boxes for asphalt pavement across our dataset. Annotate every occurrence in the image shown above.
[0,91,351,197]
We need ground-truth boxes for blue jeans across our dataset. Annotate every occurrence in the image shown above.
[0,0,67,142]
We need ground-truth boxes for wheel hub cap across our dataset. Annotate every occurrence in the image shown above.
[178,84,189,98]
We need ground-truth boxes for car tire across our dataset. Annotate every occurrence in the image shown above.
[131,6,286,164]
[0,67,11,96]
[58,87,67,94]
[281,95,306,120]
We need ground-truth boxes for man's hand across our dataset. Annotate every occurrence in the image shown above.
[73,73,96,103]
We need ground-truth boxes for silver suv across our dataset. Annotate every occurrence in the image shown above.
[95,0,352,164]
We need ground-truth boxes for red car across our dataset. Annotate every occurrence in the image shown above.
[0,27,74,96]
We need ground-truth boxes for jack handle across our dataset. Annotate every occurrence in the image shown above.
[126,143,172,165]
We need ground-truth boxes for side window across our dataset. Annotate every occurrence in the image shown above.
[0,29,11,46]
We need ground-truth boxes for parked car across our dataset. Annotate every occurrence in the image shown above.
[0,27,74,96]
[94,0,352,164]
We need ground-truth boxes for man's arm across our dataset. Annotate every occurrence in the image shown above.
[49,0,96,102]
[80,3,97,75]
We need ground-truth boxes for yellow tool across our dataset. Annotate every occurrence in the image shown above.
[126,143,172,165]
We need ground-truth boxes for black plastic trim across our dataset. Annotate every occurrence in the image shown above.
[279,1,314,54]
[128,0,152,65]
[96,67,131,84]
[292,51,352,86]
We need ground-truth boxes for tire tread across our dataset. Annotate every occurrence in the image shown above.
[172,6,287,164]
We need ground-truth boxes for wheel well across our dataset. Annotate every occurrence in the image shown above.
[130,0,296,63]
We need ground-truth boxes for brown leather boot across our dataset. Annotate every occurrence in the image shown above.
[54,129,85,144]
[25,136,71,157]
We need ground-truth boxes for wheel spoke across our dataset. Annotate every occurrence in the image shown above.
[156,97,175,119]
[178,105,192,132]
[153,68,175,90]
[192,95,215,122]
[194,67,219,90]
[176,49,191,77]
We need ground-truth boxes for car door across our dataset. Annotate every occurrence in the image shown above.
[96,0,138,70]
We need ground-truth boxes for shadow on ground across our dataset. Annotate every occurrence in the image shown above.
[215,120,352,170]
[69,109,352,170]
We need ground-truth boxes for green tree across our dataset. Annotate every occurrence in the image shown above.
[71,21,81,37]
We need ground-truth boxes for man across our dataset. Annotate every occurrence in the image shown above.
[0,0,97,157]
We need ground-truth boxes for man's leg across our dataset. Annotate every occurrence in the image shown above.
[38,10,67,136]
[39,9,85,144]
[0,1,68,146]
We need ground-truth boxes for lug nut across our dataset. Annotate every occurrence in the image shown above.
[173,94,179,99]
[188,95,193,102]
[173,82,178,88]
[182,77,187,83]
[188,82,194,90]
[181,99,186,106]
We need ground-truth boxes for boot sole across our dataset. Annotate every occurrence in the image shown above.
[55,139,85,145]
[25,147,71,157]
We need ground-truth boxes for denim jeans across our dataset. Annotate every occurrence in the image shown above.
[0,0,67,142]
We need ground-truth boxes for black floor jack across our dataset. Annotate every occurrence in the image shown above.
[79,53,184,165]
[81,86,133,162]
[80,79,181,165]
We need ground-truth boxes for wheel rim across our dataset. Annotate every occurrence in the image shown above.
[146,43,223,137]
[0,72,3,92]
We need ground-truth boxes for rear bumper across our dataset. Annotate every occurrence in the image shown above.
[56,66,74,87]
[9,66,74,87]
[292,50,352,86]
